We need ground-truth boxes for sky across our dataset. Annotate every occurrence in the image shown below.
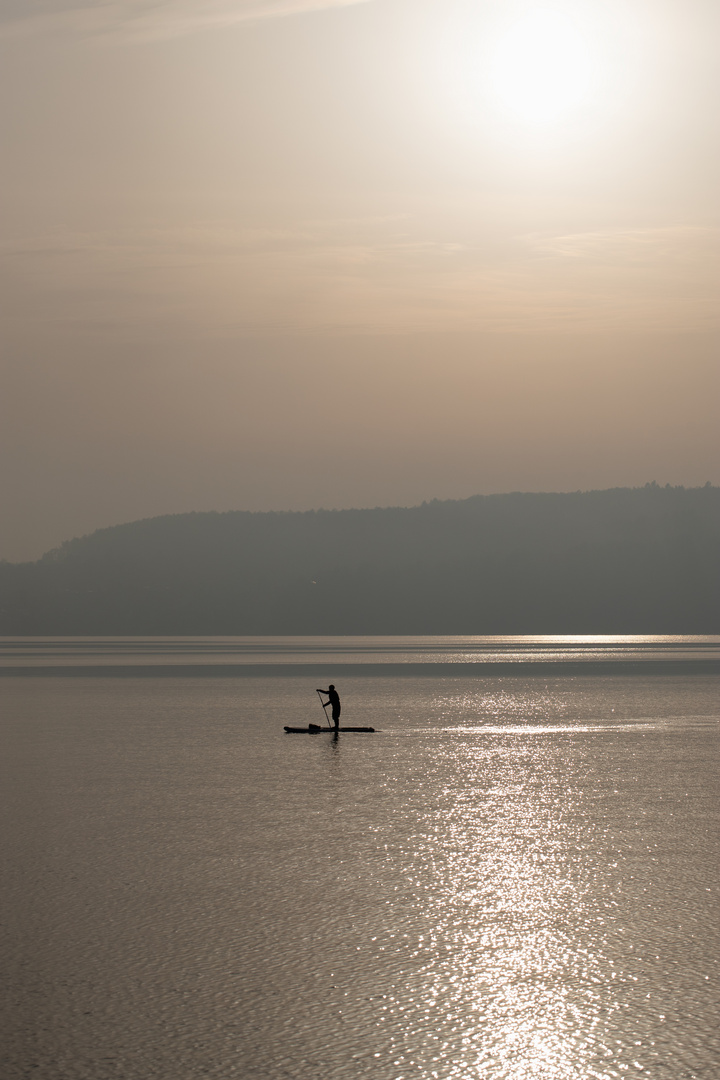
[1,0,718,561]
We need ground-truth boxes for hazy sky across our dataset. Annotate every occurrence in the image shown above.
[1,0,718,560]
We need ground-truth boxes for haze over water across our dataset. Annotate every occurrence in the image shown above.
[2,636,719,1078]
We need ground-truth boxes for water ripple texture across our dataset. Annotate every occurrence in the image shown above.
[1,642,718,1079]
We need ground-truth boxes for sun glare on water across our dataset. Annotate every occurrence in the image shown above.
[489,10,595,125]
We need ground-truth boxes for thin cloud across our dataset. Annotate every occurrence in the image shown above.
[3,218,718,340]
[0,0,369,41]
[529,225,720,267]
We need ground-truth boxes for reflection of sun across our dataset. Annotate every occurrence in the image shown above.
[490,10,594,124]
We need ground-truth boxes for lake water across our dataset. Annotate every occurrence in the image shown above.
[1,636,719,1079]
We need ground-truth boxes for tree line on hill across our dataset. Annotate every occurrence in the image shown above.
[0,484,718,634]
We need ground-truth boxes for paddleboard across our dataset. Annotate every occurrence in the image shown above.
[284,724,375,734]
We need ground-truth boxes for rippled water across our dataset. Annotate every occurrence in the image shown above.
[1,638,719,1079]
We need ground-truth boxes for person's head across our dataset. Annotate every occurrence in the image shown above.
[329,684,335,691]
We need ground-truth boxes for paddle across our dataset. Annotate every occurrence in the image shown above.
[316,689,332,728]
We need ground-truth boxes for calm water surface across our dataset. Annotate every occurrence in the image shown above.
[1,637,719,1079]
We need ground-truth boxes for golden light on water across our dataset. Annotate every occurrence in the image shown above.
[420,733,594,1078]
[366,683,691,1080]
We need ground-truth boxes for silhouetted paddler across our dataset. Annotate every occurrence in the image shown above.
[317,684,341,730]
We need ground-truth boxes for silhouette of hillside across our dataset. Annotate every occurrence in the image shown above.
[1,484,718,633]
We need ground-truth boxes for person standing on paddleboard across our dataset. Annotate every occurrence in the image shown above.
[317,684,341,730]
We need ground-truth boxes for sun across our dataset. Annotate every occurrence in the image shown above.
[489,10,595,125]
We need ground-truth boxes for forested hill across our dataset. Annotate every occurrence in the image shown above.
[1,484,718,634]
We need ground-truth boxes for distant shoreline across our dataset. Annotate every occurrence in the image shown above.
[2,485,718,635]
